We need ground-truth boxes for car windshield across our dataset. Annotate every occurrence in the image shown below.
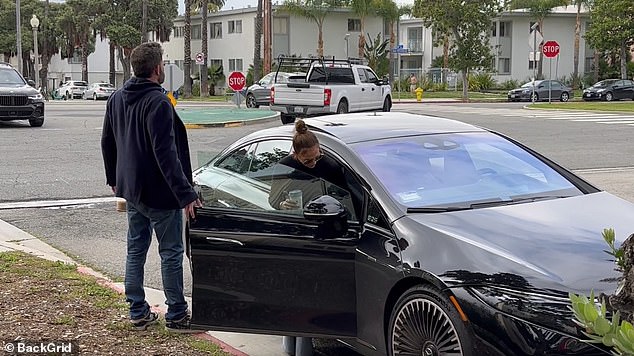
[0,68,26,86]
[352,132,582,210]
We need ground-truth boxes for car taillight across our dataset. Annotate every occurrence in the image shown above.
[324,88,331,106]
[270,87,275,104]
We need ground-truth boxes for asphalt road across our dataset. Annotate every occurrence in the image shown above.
[0,100,632,355]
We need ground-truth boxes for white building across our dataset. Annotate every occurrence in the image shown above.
[40,5,595,90]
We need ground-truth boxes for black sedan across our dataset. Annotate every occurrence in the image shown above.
[507,80,572,102]
[187,112,634,355]
[582,79,634,101]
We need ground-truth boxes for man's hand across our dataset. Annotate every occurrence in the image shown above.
[185,198,202,221]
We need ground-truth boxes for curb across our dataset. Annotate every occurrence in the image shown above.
[76,265,248,356]
[184,112,279,129]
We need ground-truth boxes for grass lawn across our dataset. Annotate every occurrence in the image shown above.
[530,101,634,112]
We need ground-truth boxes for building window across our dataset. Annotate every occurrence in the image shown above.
[348,19,361,32]
[210,59,223,68]
[173,26,184,38]
[498,58,510,74]
[273,17,288,34]
[211,22,222,39]
[499,21,510,37]
[229,58,243,72]
[68,50,81,64]
[191,24,202,40]
[491,22,497,37]
[228,20,242,34]
[528,51,540,70]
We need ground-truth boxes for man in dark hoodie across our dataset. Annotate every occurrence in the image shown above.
[101,42,201,333]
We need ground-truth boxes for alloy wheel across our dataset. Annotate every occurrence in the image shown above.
[246,94,257,108]
[391,298,463,355]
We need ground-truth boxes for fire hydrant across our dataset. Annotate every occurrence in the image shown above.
[415,87,424,102]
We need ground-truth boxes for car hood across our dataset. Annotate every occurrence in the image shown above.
[0,84,38,95]
[403,192,634,293]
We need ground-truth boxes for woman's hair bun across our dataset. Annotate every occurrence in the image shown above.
[295,119,308,134]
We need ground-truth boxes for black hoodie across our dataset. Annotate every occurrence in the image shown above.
[101,77,197,209]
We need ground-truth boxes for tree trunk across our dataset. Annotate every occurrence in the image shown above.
[572,1,581,89]
[109,42,115,86]
[593,51,599,83]
[183,0,192,98]
[117,46,131,82]
[253,0,263,82]
[620,43,628,80]
[81,43,88,82]
[461,69,468,101]
[388,20,395,84]
[201,0,209,97]
[358,17,365,59]
[317,23,324,57]
[443,34,449,85]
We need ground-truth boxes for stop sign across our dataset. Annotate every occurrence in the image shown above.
[542,40,560,58]
[228,71,246,91]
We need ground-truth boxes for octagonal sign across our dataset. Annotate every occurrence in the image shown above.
[542,40,560,58]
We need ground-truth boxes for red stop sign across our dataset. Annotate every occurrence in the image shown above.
[542,40,560,58]
[228,71,246,91]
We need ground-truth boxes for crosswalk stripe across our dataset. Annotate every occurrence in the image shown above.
[598,121,634,124]
[571,118,634,122]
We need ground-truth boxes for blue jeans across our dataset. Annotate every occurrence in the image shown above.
[125,201,188,321]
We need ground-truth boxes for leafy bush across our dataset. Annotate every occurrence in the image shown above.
[499,79,519,90]
[432,82,448,91]
[468,72,496,91]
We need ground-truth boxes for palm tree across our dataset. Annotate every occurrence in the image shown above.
[253,0,263,82]
[183,0,192,97]
[572,0,591,89]
[350,0,374,58]
[281,0,345,57]
[375,0,410,83]
[507,0,569,80]
[192,0,225,97]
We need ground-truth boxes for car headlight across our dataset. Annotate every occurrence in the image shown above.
[28,93,43,100]
[522,89,530,93]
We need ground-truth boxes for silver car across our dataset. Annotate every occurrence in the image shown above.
[83,82,116,100]
[245,72,302,108]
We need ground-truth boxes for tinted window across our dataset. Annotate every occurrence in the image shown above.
[365,69,378,83]
[308,67,355,84]
[352,132,582,209]
[215,144,254,174]
[0,68,25,85]
[357,68,368,83]
[246,140,292,181]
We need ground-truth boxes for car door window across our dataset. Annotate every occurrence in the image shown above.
[260,73,274,85]
[245,140,292,181]
[364,69,378,84]
[215,144,254,174]
[357,68,368,83]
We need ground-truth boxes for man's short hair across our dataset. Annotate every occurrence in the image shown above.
[130,42,163,78]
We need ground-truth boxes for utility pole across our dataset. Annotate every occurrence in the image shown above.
[16,0,23,74]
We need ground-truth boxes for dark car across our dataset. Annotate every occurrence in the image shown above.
[508,79,572,102]
[0,62,45,127]
[187,112,634,356]
[582,79,634,101]
[245,71,303,108]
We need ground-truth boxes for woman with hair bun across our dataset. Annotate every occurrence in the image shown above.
[269,119,347,210]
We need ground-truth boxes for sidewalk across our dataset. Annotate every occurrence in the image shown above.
[0,218,283,356]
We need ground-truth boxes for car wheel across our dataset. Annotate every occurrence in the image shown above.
[382,96,392,112]
[64,92,69,100]
[29,118,44,127]
[531,92,539,102]
[280,114,295,125]
[93,93,97,101]
[388,285,474,356]
[246,94,259,108]
[336,100,348,114]
[604,92,614,101]
[560,92,570,102]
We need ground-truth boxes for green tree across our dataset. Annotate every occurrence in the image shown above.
[413,0,501,101]
[280,0,346,57]
[572,0,591,89]
[374,0,410,83]
[183,0,192,97]
[506,0,569,80]
[57,0,100,82]
[192,0,225,97]
[363,32,389,76]
[585,0,634,80]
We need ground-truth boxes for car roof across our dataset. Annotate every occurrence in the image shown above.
[254,112,485,144]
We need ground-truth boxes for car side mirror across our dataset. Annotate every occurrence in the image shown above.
[303,195,348,239]
[27,79,36,87]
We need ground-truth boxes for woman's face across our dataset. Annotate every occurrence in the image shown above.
[295,145,323,168]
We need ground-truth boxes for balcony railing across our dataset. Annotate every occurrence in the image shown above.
[407,39,423,53]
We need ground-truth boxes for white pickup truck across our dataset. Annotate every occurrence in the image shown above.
[269,58,392,124]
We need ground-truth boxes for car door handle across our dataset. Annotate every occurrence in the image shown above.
[361,88,365,91]
[372,88,375,91]
[205,237,244,246]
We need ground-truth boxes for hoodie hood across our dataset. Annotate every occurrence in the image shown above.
[121,77,163,105]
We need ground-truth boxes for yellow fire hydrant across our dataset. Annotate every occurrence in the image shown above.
[415,87,424,102]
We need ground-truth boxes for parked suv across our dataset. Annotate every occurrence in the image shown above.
[54,80,88,100]
[0,62,45,127]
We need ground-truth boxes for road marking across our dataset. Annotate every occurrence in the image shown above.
[597,121,634,124]
[0,197,119,210]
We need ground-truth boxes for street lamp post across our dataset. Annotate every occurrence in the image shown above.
[16,0,23,74]
[344,33,350,59]
[30,14,39,89]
